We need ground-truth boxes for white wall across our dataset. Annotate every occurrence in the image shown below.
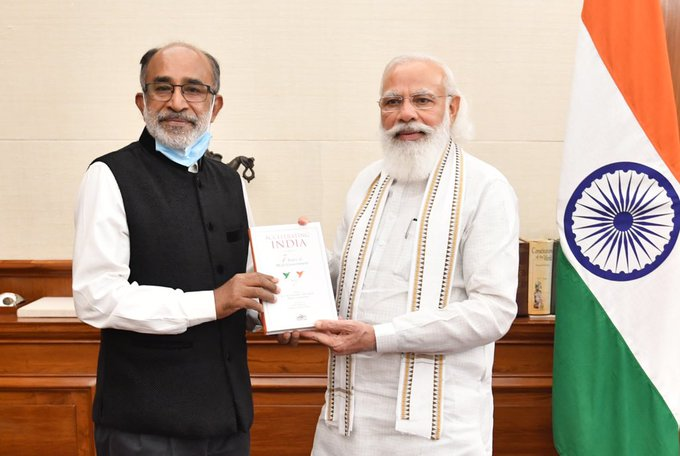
[0,0,582,259]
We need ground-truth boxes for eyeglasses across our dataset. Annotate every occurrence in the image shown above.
[144,82,216,102]
[378,94,451,112]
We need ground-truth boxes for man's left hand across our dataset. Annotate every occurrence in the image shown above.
[277,331,300,346]
[301,320,376,355]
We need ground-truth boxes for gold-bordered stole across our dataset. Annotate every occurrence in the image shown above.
[399,140,464,440]
[326,173,392,432]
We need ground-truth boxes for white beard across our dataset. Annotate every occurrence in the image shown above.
[380,115,452,182]
[143,104,210,151]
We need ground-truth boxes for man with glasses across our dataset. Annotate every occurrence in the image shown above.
[72,42,279,455]
[292,54,519,455]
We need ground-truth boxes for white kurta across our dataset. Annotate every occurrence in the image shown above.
[312,153,519,456]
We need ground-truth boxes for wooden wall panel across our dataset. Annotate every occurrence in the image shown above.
[0,261,72,303]
[493,379,556,456]
[493,317,555,378]
[0,403,79,455]
[0,377,96,456]
[248,337,328,375]
[0,342,99,376]
[0,260,557,455]
[251,378,326,455]
[493,318,556,454]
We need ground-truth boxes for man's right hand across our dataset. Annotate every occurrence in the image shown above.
[214,272,279,319]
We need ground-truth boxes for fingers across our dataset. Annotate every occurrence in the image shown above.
[236,272,280,301]
[314,319,348,332]
[297,216,309,225]
[242,272,280,294]
[277,331,300,346]
[249,287,277,305]
[301,330,333,347]
[276,331,300,347]
[277,332,291,344]
[214,272,280,319]
[304,320,376,355]
[237,297,264,314]
[299,329,321,339]
[247,273,280,304]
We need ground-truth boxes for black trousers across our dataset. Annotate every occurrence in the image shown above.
[95,425,250,456]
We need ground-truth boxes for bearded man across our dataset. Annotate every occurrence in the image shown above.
[299,54,519,455]
[72,42,279,456]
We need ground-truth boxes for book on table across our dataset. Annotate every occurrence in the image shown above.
[516,240,529,316]
[527,239,556,316]
[16,297,76,317]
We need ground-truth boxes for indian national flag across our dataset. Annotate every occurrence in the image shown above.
[553,0,680,454]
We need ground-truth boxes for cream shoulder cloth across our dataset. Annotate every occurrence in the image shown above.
[326,140,465,439]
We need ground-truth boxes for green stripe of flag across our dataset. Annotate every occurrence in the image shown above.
[552,247,679,455]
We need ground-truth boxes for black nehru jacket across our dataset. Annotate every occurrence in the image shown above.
[91,129,252,438]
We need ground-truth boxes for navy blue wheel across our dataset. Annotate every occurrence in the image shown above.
[564,162,680,281]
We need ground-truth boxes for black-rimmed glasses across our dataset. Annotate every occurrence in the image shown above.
[144,82,216,102]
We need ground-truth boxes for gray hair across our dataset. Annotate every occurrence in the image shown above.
[139,42,221,93]
[380,54,474,142]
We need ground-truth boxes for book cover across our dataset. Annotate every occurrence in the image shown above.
[550,240,561,314]
[249,222,337,334]
[527,239,555,316]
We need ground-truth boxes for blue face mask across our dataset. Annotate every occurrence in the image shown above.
[150,92,215,168]
[155,129,212,167]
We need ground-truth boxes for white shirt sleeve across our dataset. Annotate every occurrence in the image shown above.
[72,161,216,334]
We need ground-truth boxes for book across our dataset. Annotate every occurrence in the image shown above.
[527,239,556,316]
[249,222,338,334]
[550,241,561,314]
[16,297,76,318]
[516,240,529,316]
